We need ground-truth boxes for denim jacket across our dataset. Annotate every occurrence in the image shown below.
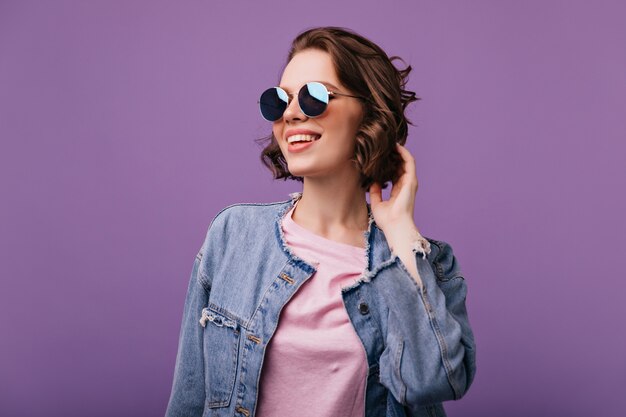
[165,192,476,417]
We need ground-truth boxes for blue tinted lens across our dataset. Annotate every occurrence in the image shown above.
[259,87,289,121]
[298,82,329,117]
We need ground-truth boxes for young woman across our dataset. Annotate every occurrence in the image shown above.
[165,26,476,417]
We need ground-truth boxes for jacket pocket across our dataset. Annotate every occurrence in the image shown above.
[200,307,241,408]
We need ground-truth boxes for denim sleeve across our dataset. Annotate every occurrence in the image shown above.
[165,251,210,417]
[379,240,476,409]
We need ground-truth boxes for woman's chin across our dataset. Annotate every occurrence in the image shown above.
[286,164,315,177]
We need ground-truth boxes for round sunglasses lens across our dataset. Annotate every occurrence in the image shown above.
[298,82,329,117]
[259,87,289,121]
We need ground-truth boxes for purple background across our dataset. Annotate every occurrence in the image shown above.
[1,1,625,416]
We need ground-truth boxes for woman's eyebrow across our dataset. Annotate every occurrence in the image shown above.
[278,81,341,93]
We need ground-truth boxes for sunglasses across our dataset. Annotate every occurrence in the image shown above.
[258,81,365,122]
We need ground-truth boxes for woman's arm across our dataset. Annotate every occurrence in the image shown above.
[165,251,210,417]
[369,144,476,408]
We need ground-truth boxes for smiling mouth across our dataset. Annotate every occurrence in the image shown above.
[287,134,322,144]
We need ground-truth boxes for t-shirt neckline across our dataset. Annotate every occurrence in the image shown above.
[283,202,366,253]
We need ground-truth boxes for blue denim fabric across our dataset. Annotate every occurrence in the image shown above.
[165,192,476,417]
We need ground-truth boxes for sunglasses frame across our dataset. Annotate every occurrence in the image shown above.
[258,81,366,122]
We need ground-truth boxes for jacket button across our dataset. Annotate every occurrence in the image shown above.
[358,302,369,315]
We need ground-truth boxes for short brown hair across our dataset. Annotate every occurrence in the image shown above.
[256,26,420,190]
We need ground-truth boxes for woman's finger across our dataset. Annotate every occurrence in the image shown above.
[369,182,383,206]
[395,143,416,180]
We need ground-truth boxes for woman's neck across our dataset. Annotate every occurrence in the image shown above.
[292,177,370,236]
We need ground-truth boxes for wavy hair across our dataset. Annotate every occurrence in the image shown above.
[256,26,420,190]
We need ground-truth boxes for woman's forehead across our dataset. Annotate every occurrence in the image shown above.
[279,49,342,91]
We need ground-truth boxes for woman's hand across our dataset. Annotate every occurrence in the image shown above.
[368,143,419,234]
[369,143,425,285]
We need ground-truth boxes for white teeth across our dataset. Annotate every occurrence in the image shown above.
[287,134,321,144]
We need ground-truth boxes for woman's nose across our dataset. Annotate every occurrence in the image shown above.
[282,95,307,123]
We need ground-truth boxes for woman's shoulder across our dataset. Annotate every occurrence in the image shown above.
[198,194,297,250]
[209,194,294,227]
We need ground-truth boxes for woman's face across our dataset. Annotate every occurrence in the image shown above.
[273,48,364,182]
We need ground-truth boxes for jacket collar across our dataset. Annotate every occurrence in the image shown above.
[272,191,394,292]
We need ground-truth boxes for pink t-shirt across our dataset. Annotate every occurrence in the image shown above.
[255,203,369,417]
